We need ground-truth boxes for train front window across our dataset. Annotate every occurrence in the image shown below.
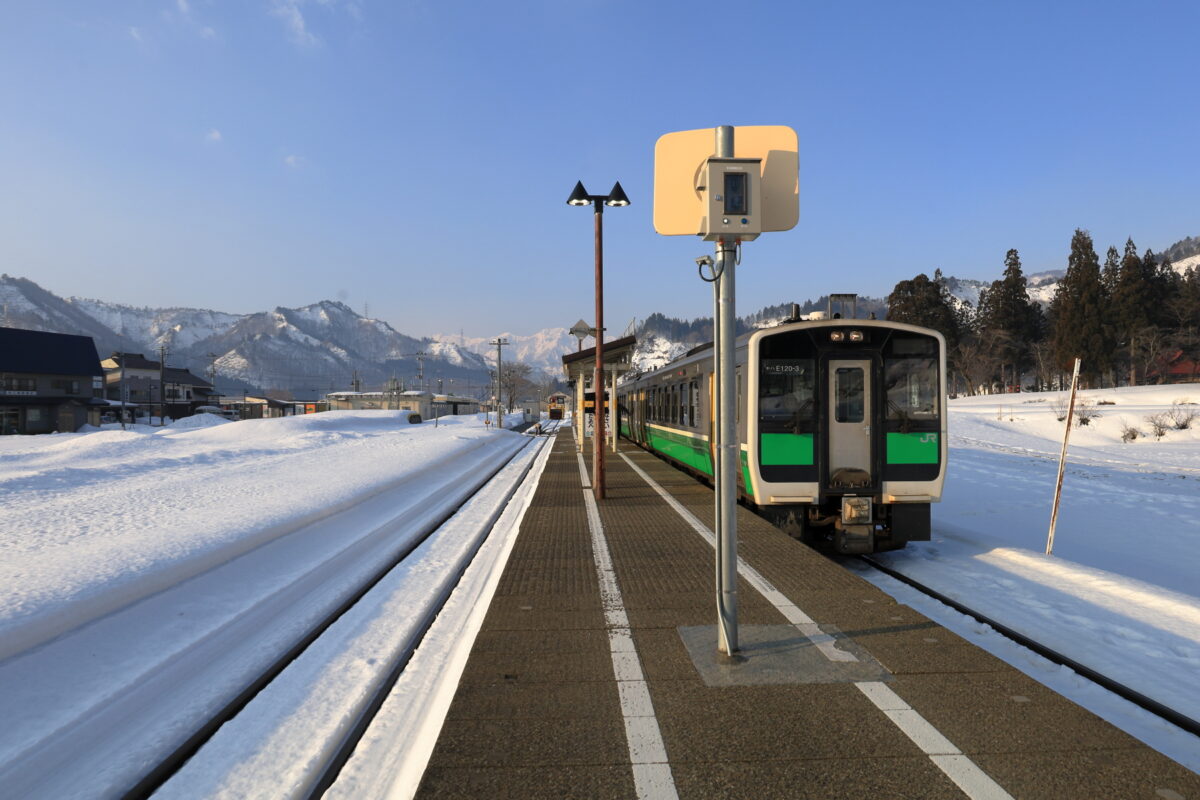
[759,359,815,433]
[883,332,939,429]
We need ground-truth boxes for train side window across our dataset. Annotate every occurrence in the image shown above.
[689,380,697,427]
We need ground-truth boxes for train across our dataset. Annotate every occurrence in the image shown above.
[616,308,946,554]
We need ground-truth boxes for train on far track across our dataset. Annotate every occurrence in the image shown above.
[617,298,947,554]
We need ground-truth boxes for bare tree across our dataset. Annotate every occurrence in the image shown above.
[499,361,534,412]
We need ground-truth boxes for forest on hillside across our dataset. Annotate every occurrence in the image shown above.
[887,231,1200,394]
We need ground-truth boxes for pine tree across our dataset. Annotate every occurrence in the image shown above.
[1051,229,1112,386]
[1110,238,1156,384]
[975,249,1041,389]
[1102,246,1121,298]
[886,271,962,350]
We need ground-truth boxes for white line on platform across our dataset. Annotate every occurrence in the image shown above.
[618,452,854,663]
[577,447,679,800]
[620,450,1015,800]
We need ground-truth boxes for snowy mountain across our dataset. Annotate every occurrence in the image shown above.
[435,328,579,376]
[0,276,492,400]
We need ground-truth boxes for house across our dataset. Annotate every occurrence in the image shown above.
[0,327,106,434]
[100,353,215,419]
[1149,350,1200,384]
[325,390,477,419]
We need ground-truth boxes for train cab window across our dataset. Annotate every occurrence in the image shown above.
[883,333,939,431]
[759,359,816,433]
[834,367,865,423]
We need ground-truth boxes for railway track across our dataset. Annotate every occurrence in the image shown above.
[0,423,552,799]
[856,554,1200,739]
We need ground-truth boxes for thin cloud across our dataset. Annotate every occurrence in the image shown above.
[199,26,216,39]
[206,129,223,143]
[129,26,143,42]
[271,1,318,47]
[176,0,191,14]
[284,154,305,168]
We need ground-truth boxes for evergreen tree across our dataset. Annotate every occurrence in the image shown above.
[1050,229,1112,386]
[975,249,1041,388]
[1110,238,1157,383]
[1101,246,1121,297]
[886,271,962,350]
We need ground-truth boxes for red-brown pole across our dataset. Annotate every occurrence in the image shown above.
[593,200,605,500]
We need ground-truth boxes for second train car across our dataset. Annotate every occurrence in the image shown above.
[617,313,947,554]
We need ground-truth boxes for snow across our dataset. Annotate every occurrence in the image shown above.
[860,384,1200,770]
[0,411,539,796]
[1,382,1198,793]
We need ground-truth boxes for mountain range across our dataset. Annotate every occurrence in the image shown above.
[5,245,1196,397]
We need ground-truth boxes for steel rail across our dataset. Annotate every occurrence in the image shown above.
[123,432,543,800]
[859,554,1200,738]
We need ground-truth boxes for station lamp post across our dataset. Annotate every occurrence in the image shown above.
[567,180,630,500]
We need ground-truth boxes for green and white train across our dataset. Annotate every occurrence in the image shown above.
[617,315,947,554]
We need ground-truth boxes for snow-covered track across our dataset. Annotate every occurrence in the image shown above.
[858,555,1200,738]
[0,431,542,799]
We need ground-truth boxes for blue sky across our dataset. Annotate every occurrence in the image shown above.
[2,1,1198,338]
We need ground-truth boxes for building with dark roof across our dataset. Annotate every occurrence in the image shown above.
[0,327,105,434]
[100,353,215,420]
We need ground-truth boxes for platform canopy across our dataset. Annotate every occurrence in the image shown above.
[561,334,637,385]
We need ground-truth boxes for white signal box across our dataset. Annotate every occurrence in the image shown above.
[653,125,798,239]
[700,157,762,241]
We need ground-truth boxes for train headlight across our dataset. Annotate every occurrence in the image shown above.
[842,497,872,524]
[849,330,864,342]
[830,331,845,342]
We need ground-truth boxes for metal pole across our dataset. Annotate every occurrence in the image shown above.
[593,200,606,500]
[496,340,503,429]
[1046,357,1081,555]
[119,354,127,431]
[714,124,738,655]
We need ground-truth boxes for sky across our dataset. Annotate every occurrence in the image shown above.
[2,1,1198,339]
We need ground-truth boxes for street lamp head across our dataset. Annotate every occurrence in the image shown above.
[566,181,591,206]
[604,181,630,207]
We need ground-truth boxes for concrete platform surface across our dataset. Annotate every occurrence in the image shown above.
[416,434,1200,799]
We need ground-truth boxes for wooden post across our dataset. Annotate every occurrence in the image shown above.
[1046,357,1081,555]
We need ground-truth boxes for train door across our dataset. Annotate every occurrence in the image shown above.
[828,359,873,488]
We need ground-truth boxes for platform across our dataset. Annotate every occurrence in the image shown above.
[415,434,1200,799]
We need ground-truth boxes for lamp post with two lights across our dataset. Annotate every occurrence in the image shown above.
[566,180,630,500]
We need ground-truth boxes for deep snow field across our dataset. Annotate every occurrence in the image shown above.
[1,388,1198,782]
[860,384,1200,771]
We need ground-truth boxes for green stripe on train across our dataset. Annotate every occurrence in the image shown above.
[645,426,755,499]
[648,427,713,476]
[759,433,814,465]
[887,432,939,464]
[620,422,630,438]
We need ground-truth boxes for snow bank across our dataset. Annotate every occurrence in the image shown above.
[0,410,523,662]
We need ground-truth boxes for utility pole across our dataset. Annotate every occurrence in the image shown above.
[490,337,508,428]
[119,353,127,431]
[351,370,362,393]
[158,344,168,426]
[206,352,219,401]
